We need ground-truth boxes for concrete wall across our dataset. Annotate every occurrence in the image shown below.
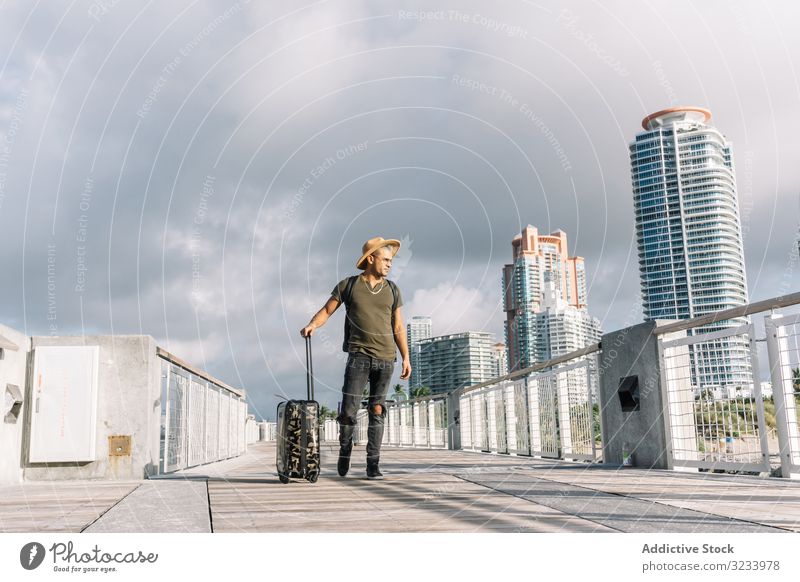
[24,335,161,481]
[0,324,30,484]
[598,320,690,470]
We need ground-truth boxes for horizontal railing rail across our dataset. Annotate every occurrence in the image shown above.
[157,346,245,397]
[654,291,800,336]
[458,292,800,400]
[388,393,449,405]
[461,343,601,395]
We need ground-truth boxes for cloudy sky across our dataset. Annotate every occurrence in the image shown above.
[1,0,799,420]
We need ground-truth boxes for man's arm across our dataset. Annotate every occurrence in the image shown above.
[392,306,411,380]
[301,296,340,337]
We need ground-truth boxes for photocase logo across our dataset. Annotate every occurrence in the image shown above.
[20,542,46,570]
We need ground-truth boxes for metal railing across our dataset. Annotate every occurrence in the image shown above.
[441,292,800,477]
[655,291,800,477]
[259,421,277,441]
[764,312,800,476]
[389,395,448,448]
[337,395,449,449]
[304,291,800,478]
[658,322,768,472]
[158,348,248,474]
[459,351,600,461]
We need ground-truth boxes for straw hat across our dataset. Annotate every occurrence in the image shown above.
[356,236,401,270]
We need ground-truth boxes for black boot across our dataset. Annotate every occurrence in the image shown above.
[366,459,383,480]
[338,443,353,477]
[338,424,355,477]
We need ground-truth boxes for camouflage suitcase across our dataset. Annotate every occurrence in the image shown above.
[276,336,320,483]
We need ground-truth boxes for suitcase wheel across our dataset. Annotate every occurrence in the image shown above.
[308,471,319,484]
[278,473,290,484]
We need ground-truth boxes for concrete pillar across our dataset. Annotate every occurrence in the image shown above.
[598,320,692,470]
[446,389,461,450]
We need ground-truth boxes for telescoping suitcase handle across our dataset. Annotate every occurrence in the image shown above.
[305,335,315,401]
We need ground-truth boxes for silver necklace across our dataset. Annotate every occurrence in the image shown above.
[362,275,385,295]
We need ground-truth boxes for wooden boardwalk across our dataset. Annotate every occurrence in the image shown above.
[3,441,800,533]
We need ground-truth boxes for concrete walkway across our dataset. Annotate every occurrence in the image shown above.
[2,441,800,533]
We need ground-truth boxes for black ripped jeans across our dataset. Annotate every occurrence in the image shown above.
[337,352,395,464]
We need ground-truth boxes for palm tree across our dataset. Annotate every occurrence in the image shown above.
[392,383,407,401]
[318,405,336,420]
[410,386,431,399]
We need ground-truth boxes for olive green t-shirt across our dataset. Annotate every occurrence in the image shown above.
[332,275,403,361]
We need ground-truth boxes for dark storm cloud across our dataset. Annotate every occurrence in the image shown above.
[1,0,799,418]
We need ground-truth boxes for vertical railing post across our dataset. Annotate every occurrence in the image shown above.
[425,401,431,448]
[556,370,572,460]
[749,328,771,472]
[528,375,542,458]
[513,379,530,456]
[182,374,190,470]
[765,314,800,478]
[162,366,171,474]
[481,391,490,452]
[216,387,222,460]
[586,359,597,461]
[384,407,391,446]
[409,402,415,447]
[496,385,508,454]
[202,382,209,463]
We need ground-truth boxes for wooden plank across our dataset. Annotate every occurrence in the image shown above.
[513,467,800,532]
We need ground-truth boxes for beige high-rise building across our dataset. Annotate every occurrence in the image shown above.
[502,225,592,371]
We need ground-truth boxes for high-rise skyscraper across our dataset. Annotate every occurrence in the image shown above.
[502,226,597,371]
[629,106,750,387]
[406,316,432,389]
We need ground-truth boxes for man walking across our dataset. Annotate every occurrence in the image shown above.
[301,237,411,479]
